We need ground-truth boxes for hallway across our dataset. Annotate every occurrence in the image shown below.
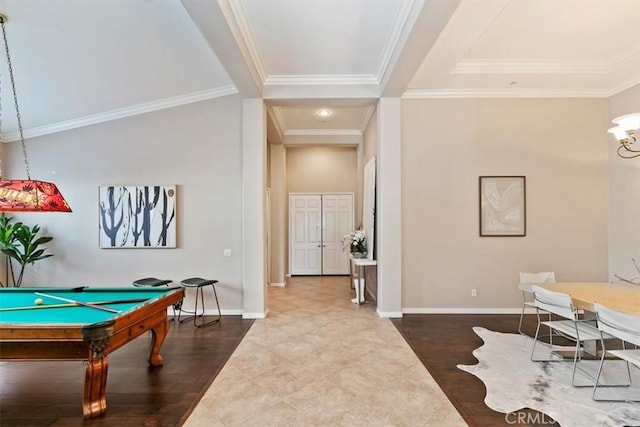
[184,276,464,426]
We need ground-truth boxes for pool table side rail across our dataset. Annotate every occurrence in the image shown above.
[0,287,184,361]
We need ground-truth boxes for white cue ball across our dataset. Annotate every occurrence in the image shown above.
[34,298,43,305]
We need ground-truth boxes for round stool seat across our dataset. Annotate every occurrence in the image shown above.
[178,277,221,327]
[180,277,218,288]
[133,277,173,287]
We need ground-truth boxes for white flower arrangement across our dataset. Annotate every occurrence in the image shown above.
[342,229,366,253]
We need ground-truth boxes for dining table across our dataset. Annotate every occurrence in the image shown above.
[538,282,640,315]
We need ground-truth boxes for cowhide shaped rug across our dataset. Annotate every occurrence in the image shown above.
[458,327,640,427]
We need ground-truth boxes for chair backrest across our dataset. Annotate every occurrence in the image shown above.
[518,271,556,292]
[531,285,577,320]
[594,303,640,347]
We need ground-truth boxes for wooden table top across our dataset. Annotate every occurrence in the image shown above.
[539,282,640,315]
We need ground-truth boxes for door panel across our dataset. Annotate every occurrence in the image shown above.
[289,193,353,276]
[290,195,322,275]
[322,194,353,275]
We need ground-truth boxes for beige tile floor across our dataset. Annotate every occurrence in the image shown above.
[184,276,466,427]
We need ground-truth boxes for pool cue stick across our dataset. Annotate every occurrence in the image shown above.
[0,298,149,312]
[0,302,75,311]
[35,292,121,313]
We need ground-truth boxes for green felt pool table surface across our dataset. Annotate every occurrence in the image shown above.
[0,286,178,324]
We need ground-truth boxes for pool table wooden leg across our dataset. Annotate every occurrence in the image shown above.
[148,318,169,366]
[83,355,109,418]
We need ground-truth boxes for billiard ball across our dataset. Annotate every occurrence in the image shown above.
[34,298,43,305]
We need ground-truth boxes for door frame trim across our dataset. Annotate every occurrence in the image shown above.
[288,192,355,276]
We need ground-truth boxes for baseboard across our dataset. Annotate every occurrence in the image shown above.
[376,309,403,318]
[402,307,527,314]
[269,282,286,288]
[243,310,268,319]
[221,309,245,316]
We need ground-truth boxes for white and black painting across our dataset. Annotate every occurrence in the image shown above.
[99,185,176,248]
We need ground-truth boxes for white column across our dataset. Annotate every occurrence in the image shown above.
[242,98,267,318]
[376,98,403,318]
[269,143,286,286]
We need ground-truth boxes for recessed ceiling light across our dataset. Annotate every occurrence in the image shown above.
[316,109,332,118]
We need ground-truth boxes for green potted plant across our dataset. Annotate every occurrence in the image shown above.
[0,215,54,287]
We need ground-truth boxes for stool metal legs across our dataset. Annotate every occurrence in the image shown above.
[177,279,221,327]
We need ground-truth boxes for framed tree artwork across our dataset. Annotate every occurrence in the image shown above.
[479,176,526,237]
[98,185,176,248]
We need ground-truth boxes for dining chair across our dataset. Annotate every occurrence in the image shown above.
[530,285,606,387]
[518,271,556,335]
[592,303,639,401]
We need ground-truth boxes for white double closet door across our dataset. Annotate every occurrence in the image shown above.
[289,193,354,275]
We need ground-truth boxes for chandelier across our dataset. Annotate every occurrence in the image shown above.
[608,113,640,159]
[0,13,71,212]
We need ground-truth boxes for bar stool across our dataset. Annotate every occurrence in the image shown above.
[177,277,221,327]
[132,277,181,319]
[132,277,173,288]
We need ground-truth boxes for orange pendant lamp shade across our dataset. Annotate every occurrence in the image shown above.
[0,180,71,212]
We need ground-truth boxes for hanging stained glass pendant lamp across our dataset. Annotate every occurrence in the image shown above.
[0,13,71,212]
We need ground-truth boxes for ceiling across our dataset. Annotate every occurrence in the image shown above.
[0,0,637,145]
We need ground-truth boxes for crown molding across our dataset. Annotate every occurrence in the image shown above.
[2,86,239,142]
[360,104,377,133]
[265,74,379,86]
[218,0,268,84]
[285,128,362,137]
[607,75,640,97]
[269,106,287,138]
[375,0,416,82]
[402,87,610,99]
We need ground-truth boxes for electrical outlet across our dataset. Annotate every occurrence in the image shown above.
[471,289,477,297]
[223,249,232,257]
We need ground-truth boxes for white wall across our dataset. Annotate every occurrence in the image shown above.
[402,98,609,310]
[241,98,267,318]
[376,98,403,317]
[361,108,378,299]
[268,143,286,285]
[607,84,640,283]
[361,109,378,227]
[5,93,621,314]
[3,95,245,312]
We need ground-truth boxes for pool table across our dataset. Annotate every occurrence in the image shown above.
[0,286,184,418]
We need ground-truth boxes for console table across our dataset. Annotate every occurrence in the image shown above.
[350,256,377,305]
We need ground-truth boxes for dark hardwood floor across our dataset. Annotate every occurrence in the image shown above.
[2,311,561,427]
[0,316,253,427]
[392,313,560,427]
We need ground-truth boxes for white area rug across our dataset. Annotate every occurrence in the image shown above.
[458,327,640,427]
